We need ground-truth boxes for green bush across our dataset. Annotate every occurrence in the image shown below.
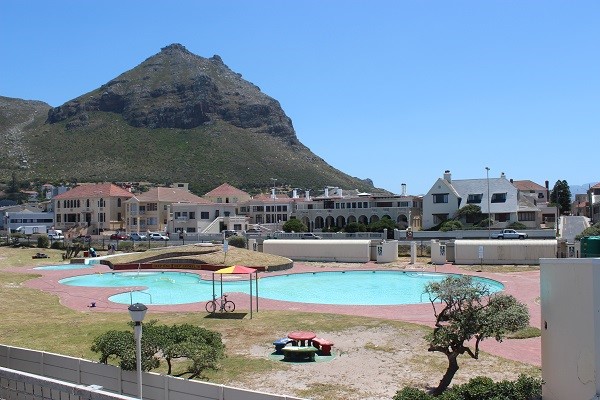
[478,218,493,228]
[228,235,246,248]
[51,241,65,250]
[507,222,527,230]
[37,235,50,248]
[117,241,133,251]
[440,220,462,232]
[393,375,542,400]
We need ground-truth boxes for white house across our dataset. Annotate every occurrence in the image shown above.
[423,170,545,230]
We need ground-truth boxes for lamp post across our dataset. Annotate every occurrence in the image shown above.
[128,303,147,400]
[485,167,491,239]
[270,178,277,227]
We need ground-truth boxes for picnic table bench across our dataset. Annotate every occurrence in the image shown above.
[273,337,293,354]
[282,346,319,362]
[312,337,334,356]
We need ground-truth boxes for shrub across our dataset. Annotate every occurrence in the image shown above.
[118,241,133,251]
[37,235,49,248]
[478,218,493,228]
[507,222,528,230]
[393,375,542,399]
[440,220,462,232]
[51,241,65,250]
[228,235,246,248]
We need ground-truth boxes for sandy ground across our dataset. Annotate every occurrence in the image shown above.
[225,324,538,400]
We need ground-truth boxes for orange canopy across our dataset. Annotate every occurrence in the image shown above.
[215,265,257,274]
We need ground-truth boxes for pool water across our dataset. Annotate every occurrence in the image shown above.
[58,270,504,306]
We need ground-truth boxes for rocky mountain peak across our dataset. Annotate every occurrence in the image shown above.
[46,44,298,142]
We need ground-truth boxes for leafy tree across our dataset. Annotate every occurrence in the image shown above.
[344,222,367,233]
[227,235,246,248]
[550,180,572,215]
[91,322,225,378]
[368,216,398,239]
[282,218,307,233]
[37,235,49,248]
[440,220,462,232]
[424,276,529,395]
[575,222,600,240]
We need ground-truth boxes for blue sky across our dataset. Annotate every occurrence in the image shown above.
[1,1,598,195]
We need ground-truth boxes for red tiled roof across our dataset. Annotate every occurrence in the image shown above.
[133,187,210,203]
[53,183,134,199]
[590,182,600,190]
[512,180,546,191]
[204,183,249,197]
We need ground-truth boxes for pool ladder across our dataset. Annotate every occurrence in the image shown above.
[130,290,152,305]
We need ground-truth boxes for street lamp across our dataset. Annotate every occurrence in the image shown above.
[128,303,147,400]
[270,178,277,227]
[485,167,491,239]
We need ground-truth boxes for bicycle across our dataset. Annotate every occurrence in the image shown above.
[205,294,235,313]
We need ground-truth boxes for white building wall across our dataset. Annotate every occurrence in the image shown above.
[454,240,557,265]
[540,258,600,400]
[263,239,371,262]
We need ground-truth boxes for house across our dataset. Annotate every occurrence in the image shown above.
[1,204,51,232]
[124,187,208,234]
[588,182,600,223]
[204,183,252,204]
[52,183,134,234]
[422,170,548,230]
[511,179,557,227]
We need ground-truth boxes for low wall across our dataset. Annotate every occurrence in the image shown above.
[263,239,371,262]
[454,239,557,264]
[396,229,556,240]
[0,345,305,400]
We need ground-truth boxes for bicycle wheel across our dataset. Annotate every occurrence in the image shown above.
[205,300,217,313]
[224,301,235,312]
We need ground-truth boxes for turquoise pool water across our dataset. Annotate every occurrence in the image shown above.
[35,264,94,271]
[58,270,504,306]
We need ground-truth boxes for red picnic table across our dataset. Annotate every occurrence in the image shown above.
[287,331,316,347]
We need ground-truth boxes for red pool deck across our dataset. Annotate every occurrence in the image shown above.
[22,261,541,367]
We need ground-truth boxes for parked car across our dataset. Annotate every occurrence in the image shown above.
[222,230,237,238]
[110,232,129,240]
[149,232,169,241]
[48,232,65,241]
[301,233,322,239]
[490,229,528,239]
[129,233,147,241]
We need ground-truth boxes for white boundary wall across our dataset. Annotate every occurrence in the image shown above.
[0,345,305,400]
[263,239,371,262]
[453,239,557,265]
[540,258,600,400]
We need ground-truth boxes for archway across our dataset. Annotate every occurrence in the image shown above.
[314,216,325,230]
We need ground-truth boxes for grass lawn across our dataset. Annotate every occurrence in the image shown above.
[0,246,540,400]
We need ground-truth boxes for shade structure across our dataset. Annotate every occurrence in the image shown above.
[212,265,259,318]
[215,265,257,274]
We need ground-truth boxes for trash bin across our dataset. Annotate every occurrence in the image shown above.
[83,251,89,257]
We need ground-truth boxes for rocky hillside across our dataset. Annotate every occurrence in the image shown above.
[0,44,377,195]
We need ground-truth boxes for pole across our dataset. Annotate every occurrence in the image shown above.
[134,322,143,399]
[486,167,491,239]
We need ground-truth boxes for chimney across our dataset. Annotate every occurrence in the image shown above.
[271,188,276,200]
[545,180,550,200]
[339,188,343,197]
[510,178,513,183]
[500,172,506,179]
[443,170,451,183]
[292,189,298,198]
[324,187,329,197]
[305,190,310,200]
[401,183,407,196]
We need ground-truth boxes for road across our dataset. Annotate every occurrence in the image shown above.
[560,215,590,242]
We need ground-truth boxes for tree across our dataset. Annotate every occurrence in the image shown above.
[282,218,307,233]
[550,180,572,215]
[424,276,529,395]
[344,222,367,233]
[454,205,485,225]
[91,322,225,378]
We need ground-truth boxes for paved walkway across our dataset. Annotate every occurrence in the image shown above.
[22,260,541,366]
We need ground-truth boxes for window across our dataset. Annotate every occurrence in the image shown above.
[216,197,222,203]
[495,213,510,222]
[200,212,210,219]
[86,199,90,208]
[189,212,195,219]
[117,212,122,221]
[433,213,449,224]
[117,198,122,207]
[399,201,409,207]
[518,212,536,221]
[433,193,449,204]
[491,193,507,203]
[98,198,105,208]
[98,213,105,223]
[56,214,61,223]
[147,217,157,226]
[187,228,196,233]
[467,194,483,204]
[148,203,157,211]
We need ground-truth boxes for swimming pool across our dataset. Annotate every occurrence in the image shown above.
[58,270,504,306]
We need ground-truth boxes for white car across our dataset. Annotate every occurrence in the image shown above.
[48,233,65,240]
[149,233,169,241]
[129,233,147,241]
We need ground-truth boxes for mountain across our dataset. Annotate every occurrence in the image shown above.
[0,44,377,195]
